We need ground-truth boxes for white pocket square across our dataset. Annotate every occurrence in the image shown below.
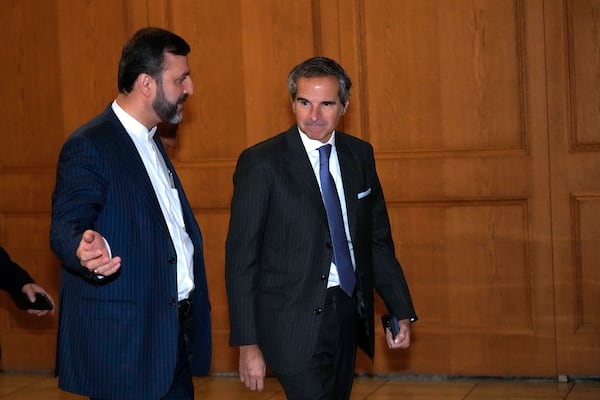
[357,188,371,199]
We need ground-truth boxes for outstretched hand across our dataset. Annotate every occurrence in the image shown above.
[77,230,121,277]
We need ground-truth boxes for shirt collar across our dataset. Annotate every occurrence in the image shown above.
[111,100,157,141]
[297,126,336,154]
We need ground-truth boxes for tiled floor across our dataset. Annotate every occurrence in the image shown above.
[0,373,598,399]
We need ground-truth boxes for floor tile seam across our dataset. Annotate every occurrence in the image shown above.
[362,378,389,399]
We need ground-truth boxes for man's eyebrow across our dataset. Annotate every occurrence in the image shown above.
[295,97,338,104]
[178,71,191,79]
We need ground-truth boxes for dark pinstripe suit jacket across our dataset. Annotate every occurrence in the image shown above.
[50,106,211,400]
[225,125,417,375]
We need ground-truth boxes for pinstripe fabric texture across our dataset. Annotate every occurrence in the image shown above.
[50,106,211,400]
[225,126,417,376]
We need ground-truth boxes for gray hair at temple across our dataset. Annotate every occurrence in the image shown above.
[287,56,352,105]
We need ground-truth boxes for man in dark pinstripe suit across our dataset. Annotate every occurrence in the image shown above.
[50,27,211,399]
[225,57,417,399]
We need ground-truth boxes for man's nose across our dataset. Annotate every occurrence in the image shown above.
[309,106,321,119]
[184,77,194,96]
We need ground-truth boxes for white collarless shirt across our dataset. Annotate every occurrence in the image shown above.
[112,101,194,300]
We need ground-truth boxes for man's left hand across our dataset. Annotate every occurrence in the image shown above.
[386,318,411,349]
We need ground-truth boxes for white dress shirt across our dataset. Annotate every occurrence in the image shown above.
[298,128,357,288]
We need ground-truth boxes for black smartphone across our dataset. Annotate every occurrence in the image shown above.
[381,314,400,339]
[12,292,54,311]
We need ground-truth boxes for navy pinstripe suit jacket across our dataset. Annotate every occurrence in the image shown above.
[225,126,417,375]
[50,106,211,399]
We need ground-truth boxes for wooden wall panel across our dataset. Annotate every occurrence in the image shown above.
[361,0,525,152]
[358,196,557,375]
[237,0,316,147]
[169,0,248,161]
[163,0,319,165]
[572,196,600,330]
[192,210,238,372]
[0,1,63,168]
[0,214,59,371]
[392,201,532,331]
[0,0,62,373]
[568,0,600,148]
[354,0,556,375]
[55,0,131,136]
[546,0,600,375]
[0,172,55,213]
[317,0,364,137]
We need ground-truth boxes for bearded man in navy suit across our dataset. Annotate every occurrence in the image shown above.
[50,27,211,400]
[225,57,417,399]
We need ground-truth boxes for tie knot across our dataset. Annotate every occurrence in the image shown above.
[318,144,332,161]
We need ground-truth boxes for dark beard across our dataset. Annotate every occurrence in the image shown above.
[153,84,187,124]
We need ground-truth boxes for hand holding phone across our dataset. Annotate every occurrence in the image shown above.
[12,291,54,311]
[381,314,400,339]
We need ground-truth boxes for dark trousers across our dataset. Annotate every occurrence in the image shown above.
[161,320,194,400]
[275,286,358,400]
[91,310,194,400]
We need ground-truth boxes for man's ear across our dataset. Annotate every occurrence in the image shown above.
[341,100,349,115]
[136,73,153,97]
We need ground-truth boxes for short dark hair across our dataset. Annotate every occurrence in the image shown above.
[287,56,352,104]
[117,27,190,94]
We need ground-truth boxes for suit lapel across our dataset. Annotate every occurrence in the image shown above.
[105,109,170,227]
[283,128,328,219]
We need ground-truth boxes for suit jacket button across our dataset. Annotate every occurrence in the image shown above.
[314,307,322,314]
[168,256,176,264]
[320,274,327,282]
[169,298,177,306]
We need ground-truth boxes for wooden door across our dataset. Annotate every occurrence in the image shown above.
[545,0,600,375]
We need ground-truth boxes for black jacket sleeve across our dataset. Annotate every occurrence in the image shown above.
[0,246,35,295]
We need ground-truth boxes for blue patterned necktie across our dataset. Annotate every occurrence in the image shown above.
[318,144,356,296]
